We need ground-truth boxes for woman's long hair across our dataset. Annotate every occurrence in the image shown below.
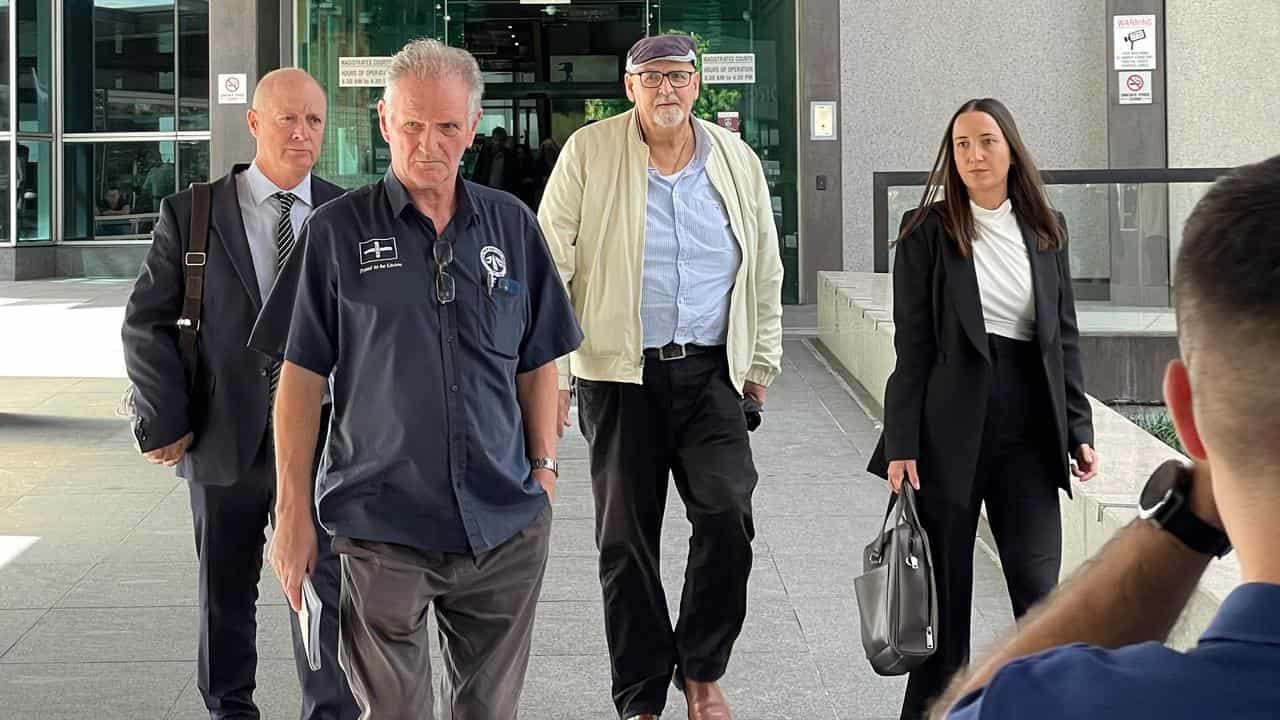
[899,98,1063,258]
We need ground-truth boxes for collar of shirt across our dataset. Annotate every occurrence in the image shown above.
[383,167,478,233]
[244,161,313,209]
[1199,582,1280,646]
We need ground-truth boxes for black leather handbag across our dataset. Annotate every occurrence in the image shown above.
[854,484,939,676]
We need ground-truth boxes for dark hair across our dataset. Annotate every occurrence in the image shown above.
[1176,155,1280,343]
[899,98,1062,258]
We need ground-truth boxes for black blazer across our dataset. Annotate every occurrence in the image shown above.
[868,203,1094,504]
[121,164,345,486]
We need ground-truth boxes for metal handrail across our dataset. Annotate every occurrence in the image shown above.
[872,167,1235,273]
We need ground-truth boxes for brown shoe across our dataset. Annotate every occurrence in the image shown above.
[684,680,732,720]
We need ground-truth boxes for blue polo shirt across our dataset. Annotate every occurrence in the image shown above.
[949,583,1280,719]
[283,169,582,553]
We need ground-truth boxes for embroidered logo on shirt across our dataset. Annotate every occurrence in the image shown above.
[480,245,507,278]
[359,237,399,265]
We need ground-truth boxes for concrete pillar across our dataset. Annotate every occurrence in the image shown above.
[209,1,283,177]
[797,0,844,304]
[1106,0,1170,306]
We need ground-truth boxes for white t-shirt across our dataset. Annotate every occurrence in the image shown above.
[970,199,1036,342]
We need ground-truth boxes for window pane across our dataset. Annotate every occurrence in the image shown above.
[0,4,10,133]
[18,0,53,133]
[64,141,175,241]
[179,1,208,130]
[298,0,447,188]
[0,142,10,242]
[178,140,209,190]
[17,140,52,242]
[64,1,177,133]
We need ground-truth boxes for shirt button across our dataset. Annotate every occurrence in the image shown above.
[451,384,459,392]
[259,368,269,377]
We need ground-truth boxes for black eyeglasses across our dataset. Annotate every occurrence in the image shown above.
[433,239,455,305]
[629,70,695,89]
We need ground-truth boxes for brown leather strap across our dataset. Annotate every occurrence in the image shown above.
[177,182,212,392]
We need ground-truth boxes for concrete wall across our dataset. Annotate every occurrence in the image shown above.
[838,0,1110,271]
[1166,1,1280,168]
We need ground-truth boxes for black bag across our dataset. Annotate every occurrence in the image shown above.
[853,484,939,676]
[118,183,213,429]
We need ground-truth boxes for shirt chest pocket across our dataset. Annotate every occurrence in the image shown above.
[479,278,526,359]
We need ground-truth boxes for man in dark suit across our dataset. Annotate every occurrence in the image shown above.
[121,68,356,720]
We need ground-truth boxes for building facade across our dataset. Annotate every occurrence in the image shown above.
[4,1,1277,309]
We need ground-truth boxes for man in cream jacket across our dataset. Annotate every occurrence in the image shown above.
[537,34,784,720]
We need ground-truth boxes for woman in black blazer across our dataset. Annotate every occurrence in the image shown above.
[868,98,1099,719]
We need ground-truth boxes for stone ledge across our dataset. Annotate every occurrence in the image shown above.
[818,271,1240,649]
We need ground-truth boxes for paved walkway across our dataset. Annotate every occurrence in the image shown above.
[0,281,1012,720]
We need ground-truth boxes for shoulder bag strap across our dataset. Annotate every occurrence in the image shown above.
[177,182,212,393]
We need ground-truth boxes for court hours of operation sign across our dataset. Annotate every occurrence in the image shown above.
[702,54,756,84]
[339,57,393,87]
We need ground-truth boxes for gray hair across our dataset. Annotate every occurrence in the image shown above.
[383,39,484,115]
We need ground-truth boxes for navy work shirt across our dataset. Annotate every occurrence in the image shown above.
[284,169,582,553]
[948,582,1280,719]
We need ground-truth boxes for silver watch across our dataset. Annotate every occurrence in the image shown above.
[529,457,559,477]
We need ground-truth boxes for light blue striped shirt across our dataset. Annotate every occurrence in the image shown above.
[641,123,742,349]
[235,161,313,302]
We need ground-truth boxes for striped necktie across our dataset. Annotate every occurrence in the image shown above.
[267,192,298,436]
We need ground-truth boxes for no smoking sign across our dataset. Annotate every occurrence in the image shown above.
[1119,71,1152,105]
[217,72,248,105]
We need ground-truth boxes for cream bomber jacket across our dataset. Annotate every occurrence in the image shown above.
[537,109,784,394]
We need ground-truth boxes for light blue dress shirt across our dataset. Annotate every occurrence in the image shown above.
[235,162,313,302]
[641,122,742,350]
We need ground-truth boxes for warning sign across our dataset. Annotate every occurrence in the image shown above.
[702,54,756,85]
[1114,15,1156,70]
[339,57,393,87]
[1119,71,1152,105]
[217,73,247,105]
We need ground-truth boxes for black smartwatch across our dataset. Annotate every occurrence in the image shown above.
[1137,459,1231,557]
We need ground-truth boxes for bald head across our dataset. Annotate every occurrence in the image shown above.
[252,68,325,110]
[247,68,327,189]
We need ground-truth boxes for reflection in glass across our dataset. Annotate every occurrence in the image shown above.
[65,141,176,241]
[18,0,53,132]
[0,3,9,133]
[178,140,209,190]
[17,141,52,242]
[299,0,447,188]
[64,0,177,132]
[179,1,209,130]
[0,142,10,242]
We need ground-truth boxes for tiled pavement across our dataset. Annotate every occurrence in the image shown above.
[0,284,1014,719]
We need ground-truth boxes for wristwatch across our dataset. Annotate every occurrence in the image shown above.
[1137,459,1232,557]
[529,457,559,477]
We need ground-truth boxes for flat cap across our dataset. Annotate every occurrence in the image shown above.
[625,35,697,73]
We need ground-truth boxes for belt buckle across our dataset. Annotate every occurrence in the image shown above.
[659,343,687,361]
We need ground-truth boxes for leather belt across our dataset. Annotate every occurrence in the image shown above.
[642,342,723,362]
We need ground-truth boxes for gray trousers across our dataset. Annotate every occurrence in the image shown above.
[333,505,552,720]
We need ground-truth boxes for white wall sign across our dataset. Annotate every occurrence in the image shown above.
[702,54,756,84]
[217,73,247,104]
[1114,15,1156,70]
[1119,71,1153,104]
[810,101,837,141]
[339,56,393,87]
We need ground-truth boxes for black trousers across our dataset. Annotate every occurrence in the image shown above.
[187,405,357,720]
[900,335,1064,720]
[577,350,758,719]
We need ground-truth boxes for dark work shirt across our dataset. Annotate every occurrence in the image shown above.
[283,169,582,553]
[948,582,1280,720]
